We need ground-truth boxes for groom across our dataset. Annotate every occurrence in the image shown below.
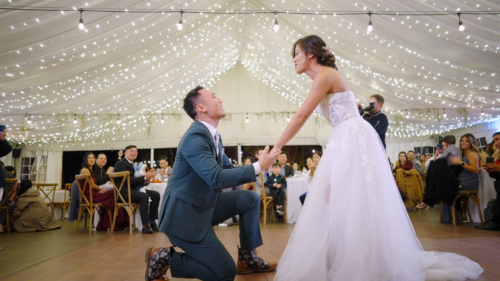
[146,86,280,281]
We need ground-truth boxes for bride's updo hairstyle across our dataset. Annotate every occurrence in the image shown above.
[292,35,337,70]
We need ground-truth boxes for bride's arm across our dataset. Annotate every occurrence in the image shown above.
[272,73,332,152]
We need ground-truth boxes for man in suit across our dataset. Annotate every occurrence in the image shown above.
[477,131,500,230]
[146,86,280,281]
[113,145,160,234]
[278,152,294,177]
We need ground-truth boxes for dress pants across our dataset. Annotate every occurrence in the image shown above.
[270,189,285,206]
[168,190,262,281]
[120,189,160,225]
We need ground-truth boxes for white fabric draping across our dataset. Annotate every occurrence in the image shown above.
[469,169,496,223]
[0,0,498,148]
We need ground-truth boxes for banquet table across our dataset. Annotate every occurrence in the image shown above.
[469,169,496,223]
[93,182,168,231]
[285,177,311,224]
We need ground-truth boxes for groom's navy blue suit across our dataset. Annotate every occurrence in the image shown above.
[158,121,263,280]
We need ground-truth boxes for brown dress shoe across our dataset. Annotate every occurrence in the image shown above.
[236,245,277,274]
[145,246,175,281]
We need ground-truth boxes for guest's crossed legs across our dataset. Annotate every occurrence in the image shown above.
[168,190,262,281]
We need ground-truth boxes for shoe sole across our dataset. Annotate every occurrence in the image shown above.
[145,247,153,281]
[237,267,277,274]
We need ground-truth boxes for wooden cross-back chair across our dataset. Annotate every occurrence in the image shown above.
[0,178,19,233]
[34,183,58,220]
[259,173,276,225]
[74,174,112,234]
[108,171,139,234]
[55,183,73,220]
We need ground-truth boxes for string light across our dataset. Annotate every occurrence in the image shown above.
[246,113,249,123]
[177,10,184,31]
[78,8,84,30]
[273,12,279,33]
[367,12,373,32]
[458,12,465,32]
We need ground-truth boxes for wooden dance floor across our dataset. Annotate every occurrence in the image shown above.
[1,207,499,281]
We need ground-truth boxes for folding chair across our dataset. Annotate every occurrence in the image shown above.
[0,178,19,233]
[35,183,58,220]
[74,175,111,234]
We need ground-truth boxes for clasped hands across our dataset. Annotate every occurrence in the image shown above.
[257,146,281,171]
[273,183,282,189]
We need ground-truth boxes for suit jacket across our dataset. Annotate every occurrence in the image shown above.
[423,158,459,206]
[0,140,13,189]
[281,165,294,177]
[158,121,256,243]
[266,174,287,191]
[113,158,146,191]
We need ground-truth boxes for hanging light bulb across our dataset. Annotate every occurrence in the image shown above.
[177,10,184,31]
[481,108,484,115]
[286,113,290,122]
[73,117,78,124]
[443,108,447,118]
[367,12,373,32]
[273,12,279,33]
[458,12,465,31]
[78,9,85,30]
[117,115,121,125]
[246,113,249,123]
[27,114,32,124]
[405,110,409,119]
[161,114,164,123]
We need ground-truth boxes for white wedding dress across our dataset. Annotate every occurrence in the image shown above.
[274,91,483,281]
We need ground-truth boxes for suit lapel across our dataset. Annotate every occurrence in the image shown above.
[217,136,223,164]
[194,121,219,161]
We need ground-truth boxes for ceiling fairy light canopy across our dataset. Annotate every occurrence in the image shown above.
[0,0,499,147]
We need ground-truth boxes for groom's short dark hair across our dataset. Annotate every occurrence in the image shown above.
[183,86,204,120]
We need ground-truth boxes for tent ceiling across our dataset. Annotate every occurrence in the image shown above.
[0,0,499,146]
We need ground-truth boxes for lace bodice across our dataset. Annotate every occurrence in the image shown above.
[316,91,359,127]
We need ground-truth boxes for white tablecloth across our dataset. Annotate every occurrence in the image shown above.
[469,169,496,223]
[40,189,70,220]
[93,182,168,231]
[285,177,311,224]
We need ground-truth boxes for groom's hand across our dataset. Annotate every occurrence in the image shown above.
[258,146,280,171]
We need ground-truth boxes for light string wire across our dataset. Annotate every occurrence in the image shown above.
[0,6,499,16]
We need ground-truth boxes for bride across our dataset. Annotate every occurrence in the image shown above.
[271,35,483,281]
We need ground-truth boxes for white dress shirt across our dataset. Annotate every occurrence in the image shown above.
[198,121,261,175]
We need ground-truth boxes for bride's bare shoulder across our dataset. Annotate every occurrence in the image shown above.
[316,68,350,92]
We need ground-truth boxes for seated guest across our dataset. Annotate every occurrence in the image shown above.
[395,168,424,209]
[155,158,172,181]
[434,135,463,176]
[481,141,500,165]
[449,134,480,191]
[80,152,115,203]
[278,152,294,177]
[241,157,256,191]
[312,151,322,167]
[95,153,114,185]
[419,154,426,165]
[393,152,413,174]
[292,163,301,174]
[407,150,423,177]
[266,163,287,220]
[476,131,500,230]
[4,166,16,178]
[114,145,159,234]
[11,180,60,232]
[306,157,316,177]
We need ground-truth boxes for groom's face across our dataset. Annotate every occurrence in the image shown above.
[197,89,226,120]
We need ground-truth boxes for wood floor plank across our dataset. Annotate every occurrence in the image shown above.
[1,207,499,280]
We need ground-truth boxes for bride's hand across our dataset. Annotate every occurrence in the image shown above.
[270,146,281,156]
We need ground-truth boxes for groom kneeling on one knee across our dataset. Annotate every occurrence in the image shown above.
[145,86,281,281]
